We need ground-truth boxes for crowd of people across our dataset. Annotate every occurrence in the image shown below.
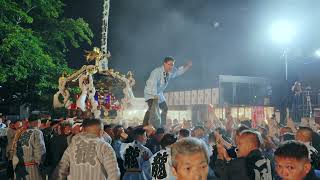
[1,113,320,180]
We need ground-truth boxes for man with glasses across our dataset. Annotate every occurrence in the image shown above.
[143,56,192,128]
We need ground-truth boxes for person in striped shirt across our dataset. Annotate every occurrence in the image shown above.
[14,114,46,180]
[52,118,120,180]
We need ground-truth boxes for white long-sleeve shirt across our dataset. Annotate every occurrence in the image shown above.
[144,65,187,103]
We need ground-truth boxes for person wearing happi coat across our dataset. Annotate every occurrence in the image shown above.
[120,127,153,180]
[143,133,177,180]
[52,118,120,180]
[13,114,46,180]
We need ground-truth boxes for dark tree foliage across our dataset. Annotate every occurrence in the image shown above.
[0,0,93,111]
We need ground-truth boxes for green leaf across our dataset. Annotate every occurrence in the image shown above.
[0,0,93,110]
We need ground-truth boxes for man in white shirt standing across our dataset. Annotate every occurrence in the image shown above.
[143,56,192,128]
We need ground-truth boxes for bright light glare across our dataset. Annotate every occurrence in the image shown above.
[315,49,320,57]
[270,21,296,45]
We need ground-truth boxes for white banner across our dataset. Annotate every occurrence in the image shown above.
[204,89,212,104]
[168,92,174,105]
[212,88,219,105]
[198,89,204,104]
[191,90,198,105]
[174,92,180,106]
[185,91,191,105]
[179,91,185,105]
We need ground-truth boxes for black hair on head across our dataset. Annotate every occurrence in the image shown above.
[281,133,295,141]
[236,124,250,135]
[160,133,177,148]
[156,127,165,135]
[82,118,102,128]
[163,56,175,63]
[179,128,190,137]
[103,124,112,131]
[28,114,40,122]
[194,125,205,131]
[133,127,146,136]
[275,140,309,160]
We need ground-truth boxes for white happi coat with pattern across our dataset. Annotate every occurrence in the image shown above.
[14,127,46,180]
[120,141,153,180]
[52,132,120,180]
[143,147,176,180]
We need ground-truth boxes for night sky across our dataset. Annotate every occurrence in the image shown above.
[63,0,320,99]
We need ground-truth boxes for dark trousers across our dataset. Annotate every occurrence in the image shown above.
[7,160,14,179]
[143,99,168,128]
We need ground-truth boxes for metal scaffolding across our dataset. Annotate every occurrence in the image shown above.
[292,89,320,121]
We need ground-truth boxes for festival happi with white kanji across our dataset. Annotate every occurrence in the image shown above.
[1,0,320,180]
